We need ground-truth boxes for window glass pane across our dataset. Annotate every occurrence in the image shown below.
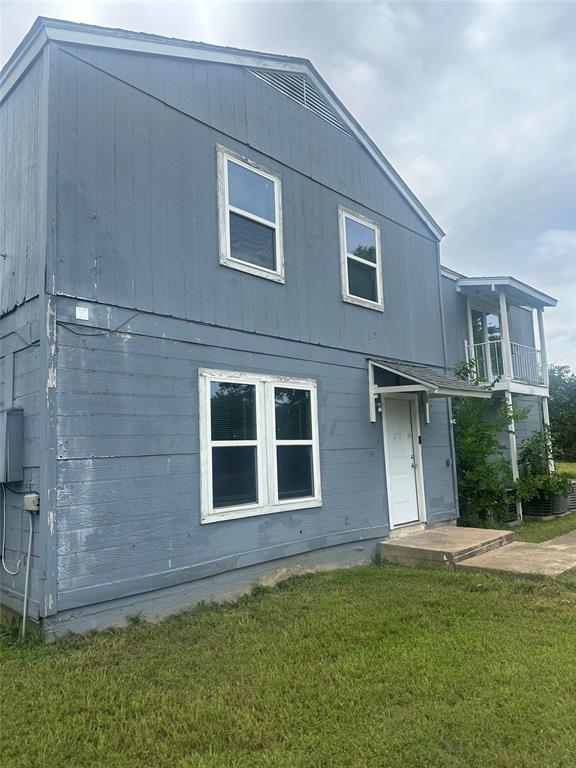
[277,445,313,500]
[471,310,484,345]
[227,159,276,222]
[230,212,276,271]
[347,258,378,302]
[212,446,257,508]
[275,388,311,440]
[345,217,377,263]
[486,313,501,342]
[211,382,256,441]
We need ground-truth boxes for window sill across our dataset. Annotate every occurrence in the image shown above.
[220,255,285,284]
[201,497,322,524]
[342,293,384,312]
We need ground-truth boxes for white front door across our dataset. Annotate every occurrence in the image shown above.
[383,397,420,527]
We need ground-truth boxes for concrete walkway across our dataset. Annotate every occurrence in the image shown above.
[457,529,576,578]
[378,525,576,578]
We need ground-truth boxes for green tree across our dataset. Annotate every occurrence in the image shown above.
[548,365,576,460]
[451,361,528,524]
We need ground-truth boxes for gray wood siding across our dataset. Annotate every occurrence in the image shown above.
[54,299,457,610]
[509,306,536,349]
[50,44,444,366]
[0,53,47,315]
[420,398,458,522]
[441,276,469,369]
[514,394,543,449]
[0,301,43,617]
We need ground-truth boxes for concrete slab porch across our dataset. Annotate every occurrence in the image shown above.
[377,527,514,569]
[457,534,576,578]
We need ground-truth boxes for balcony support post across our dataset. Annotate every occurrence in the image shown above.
[505,390,523,521]
[537,307,549,386]
[541,396,555,472]
[498,291,513,381]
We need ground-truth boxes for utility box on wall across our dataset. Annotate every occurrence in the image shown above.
[0,408,24,483]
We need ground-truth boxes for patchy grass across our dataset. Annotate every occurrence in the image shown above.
[557,461,576,478]
[3,566,576,768]
[512,510,576,543]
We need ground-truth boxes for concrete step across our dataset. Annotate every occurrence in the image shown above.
[456,540,576,578]
[378,527,515,569]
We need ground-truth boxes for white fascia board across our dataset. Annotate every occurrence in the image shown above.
[0,25,48,103]
[43,23,309,73]
[441,266,466,281]
[456,276,557,307]
[431,387,491,399]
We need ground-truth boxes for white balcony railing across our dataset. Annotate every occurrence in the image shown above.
[510,341,544,385]
[465,340,545,385]
[465,340,504,383]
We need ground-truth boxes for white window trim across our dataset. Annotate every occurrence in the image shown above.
[338,205,383,311]
[199,368,322,523]
[217,145,285,283]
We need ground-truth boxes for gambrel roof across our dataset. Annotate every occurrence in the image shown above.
[1,16,445,240]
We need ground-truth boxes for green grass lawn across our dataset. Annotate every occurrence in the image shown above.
[512,509,576,543]
[557,460,576,478]
[3,565,576,768]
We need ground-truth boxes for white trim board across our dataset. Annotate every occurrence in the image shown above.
[456,276,557,308]
[1,17,445,241]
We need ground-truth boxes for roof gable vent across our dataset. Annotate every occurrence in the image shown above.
[249,69,351,136]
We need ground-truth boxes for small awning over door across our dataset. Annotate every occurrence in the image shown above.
[368,357,491,422]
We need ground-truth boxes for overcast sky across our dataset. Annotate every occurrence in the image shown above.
[1,0,575,366]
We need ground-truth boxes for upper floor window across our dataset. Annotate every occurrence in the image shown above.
[339,206,383,311]
[217,146,284,283]
[199,369,321,523]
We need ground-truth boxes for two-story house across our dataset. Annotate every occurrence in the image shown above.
[0,19,555,638]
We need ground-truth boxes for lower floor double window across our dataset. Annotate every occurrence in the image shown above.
[199,369,322,522]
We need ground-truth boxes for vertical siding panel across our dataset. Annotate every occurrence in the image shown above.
[93,65,116,304]
[0,53,46,314]
[25,63,39,299]
[132,58,154,311]
[112,70,137,309]
[56,49,78,300]
[74,61,98,301]
[148,93,170,315]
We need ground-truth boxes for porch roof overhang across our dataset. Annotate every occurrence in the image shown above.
[368,357,490,414]
[454,276,557,310]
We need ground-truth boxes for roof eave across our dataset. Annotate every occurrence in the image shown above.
[0,18,48,102]
[455,276,557,308]
[369,359,491,399]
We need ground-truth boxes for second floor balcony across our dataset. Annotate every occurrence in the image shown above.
[454,275,557,394]
[465,339,545,386]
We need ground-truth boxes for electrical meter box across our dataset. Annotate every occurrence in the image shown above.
[0,408,24,484]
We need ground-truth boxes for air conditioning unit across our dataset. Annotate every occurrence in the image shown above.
[0,408,23,483]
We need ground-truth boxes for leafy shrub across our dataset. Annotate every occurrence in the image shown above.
[451,361,522,524]
[517,427,572,502]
